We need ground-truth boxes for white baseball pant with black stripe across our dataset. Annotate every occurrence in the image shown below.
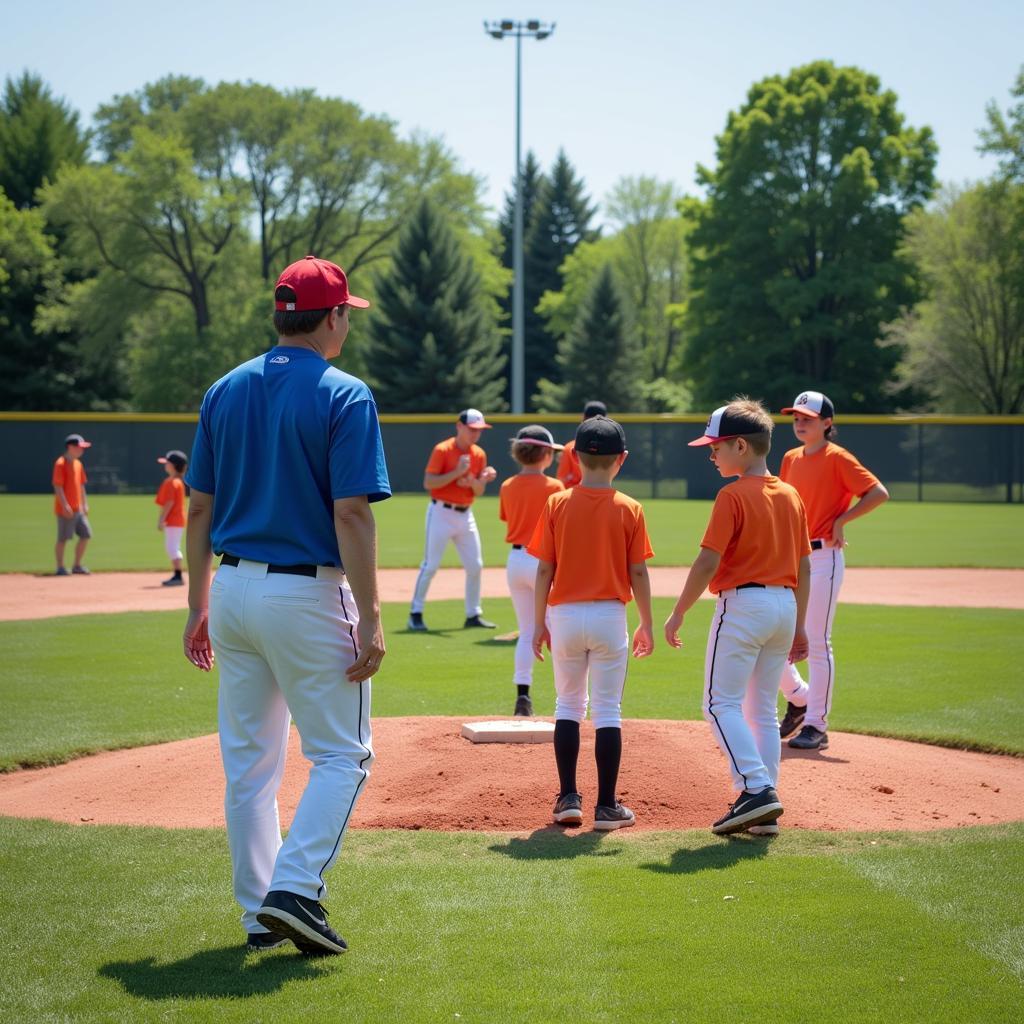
[210,558,373,933]
[779,544,844,731]
[410,501,483,617]
[704,586,796,794]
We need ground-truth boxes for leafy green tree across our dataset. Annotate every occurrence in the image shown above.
[535,263,640,412]
[0,72,87,209]
[684,61,936,411]
[886,183,1024,413]
[523,150,598,406]
[366,199,506,412]
[978,65,1024,182]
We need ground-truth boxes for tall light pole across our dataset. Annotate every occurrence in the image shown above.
[484,18,555,414]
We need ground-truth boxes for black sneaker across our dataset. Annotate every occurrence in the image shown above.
[552,792,583,825]
[514,694,534,717]
[711,787,783,835]
[788,725,829,750]
[407,612,428,632]
[464,614,496,629]
[256,890,348,955]
[245,931,288,951]
[594,803,636,831]
[162,576,185,587]
[779,701,806,739]
[71,565,91,575]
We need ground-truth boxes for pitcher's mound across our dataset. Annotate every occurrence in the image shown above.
[0,717,1021,833]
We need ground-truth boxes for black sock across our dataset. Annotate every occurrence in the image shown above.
[516,684,530,697]
[173,569,182,579]
[595,727,622,808]
[553,719,580,797]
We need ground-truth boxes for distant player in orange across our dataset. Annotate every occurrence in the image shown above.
[408,409,498,631]
[155,450,188,587]
[52,432,93,576]
[557,400,606,488]
[498,425,564,717]
[776,391,889,751]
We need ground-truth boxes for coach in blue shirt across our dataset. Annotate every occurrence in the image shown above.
[184,255,390,956]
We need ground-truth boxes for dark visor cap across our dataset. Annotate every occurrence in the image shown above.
[575,415,626,455]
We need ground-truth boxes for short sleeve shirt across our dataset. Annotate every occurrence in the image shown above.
[155,477,187,527]
[556,439,582,488]
[53,456,86,514]
[426,437,486,506]
[499,473,564,545]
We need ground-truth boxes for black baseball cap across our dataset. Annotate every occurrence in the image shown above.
[780,390,835,419]
[512,425,563,450]
[689,406,769,447]
[576,415,626,455]
[582,400,607,419]
[64,433,92,448]
[158,450,188,471]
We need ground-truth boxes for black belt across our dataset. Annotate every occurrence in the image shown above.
[811,539,823,550]
[512,544,523,550]
[431,499,469,513]
[736,582,766,590]
[220,553,319,578]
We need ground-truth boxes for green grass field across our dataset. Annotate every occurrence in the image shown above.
[1,493,1022,571]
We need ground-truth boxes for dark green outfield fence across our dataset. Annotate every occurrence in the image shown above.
[2,412,1023,503]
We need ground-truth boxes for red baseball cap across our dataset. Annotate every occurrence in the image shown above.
[275,256,370,311]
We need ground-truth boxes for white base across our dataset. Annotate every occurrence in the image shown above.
[461,720,555,744]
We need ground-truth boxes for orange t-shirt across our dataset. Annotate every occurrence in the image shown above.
[499,473,564,545]
[155,477,187,527]
[528,486,654,606]
[556,439,582,488]
[52,456,87,515]
[780,442,880,541]
[700,475,811,594]
[425,437,487,506]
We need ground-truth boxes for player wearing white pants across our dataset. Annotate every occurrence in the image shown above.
[210,560,373,931]
[410,501,484,618]
[164,525,184,562]
[507,545,541,686]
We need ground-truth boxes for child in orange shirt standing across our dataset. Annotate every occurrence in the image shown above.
[498,425,565,718]
[556,400,606,489]
[664,399,810,836]
[775,391,889,751]
[52,432,93,576]
[530,416,654,830]
[155,450,188,587]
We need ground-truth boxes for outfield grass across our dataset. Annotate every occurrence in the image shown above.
[0,819,1020,1022]
[1,493,1021,572]
[3,599,1022,771]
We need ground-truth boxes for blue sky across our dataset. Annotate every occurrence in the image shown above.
[3,0,1021,221]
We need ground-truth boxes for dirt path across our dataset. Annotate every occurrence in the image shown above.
[1,717,1019,833]
[1,566,1022,621]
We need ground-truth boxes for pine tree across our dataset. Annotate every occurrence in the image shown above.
[535,263,639,412]
[523,150,598,407]
[367,198,507,412]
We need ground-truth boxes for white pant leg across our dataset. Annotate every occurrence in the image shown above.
[163,525,184,561]
[803,547,844,731]
[549,604,590,723]
[452,510,484,617]
[703,591,782,794]
[506,547,538,686]
[411,503,456,613]
[210,569,291,934]
[582,602,629,729]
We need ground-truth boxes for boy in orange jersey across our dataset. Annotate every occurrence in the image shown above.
[498,425,564,717]
[556,399,606,489]
[664,399,810,836]
[408,409,498,631]
[52,432,93,576]
[155,450,189,587]
[775,391,889,751]
[530,416,654,830]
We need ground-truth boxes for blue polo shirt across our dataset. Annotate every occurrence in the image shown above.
[186,346,391,567]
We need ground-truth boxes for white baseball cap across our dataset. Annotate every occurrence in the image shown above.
[781,391,835,419]
[458,408,492,429]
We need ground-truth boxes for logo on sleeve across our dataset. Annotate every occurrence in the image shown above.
[269,355,290,364]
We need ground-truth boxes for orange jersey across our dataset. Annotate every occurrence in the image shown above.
[425,437,487,506]
[780,442,880,541]
[556,439,582,488]
[155,477,187,527]
[528,486,654,606]
[701,475,811,594]
[52,456,87,514]
[499,473,564,545]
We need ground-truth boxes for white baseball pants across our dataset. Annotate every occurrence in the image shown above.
[704,586,796,794]
[507,546,540,685]
[779,545,845,731]
[410,502,483,616]
[549,601,629,729]
[209,559,373,933]
[163,525,184,561]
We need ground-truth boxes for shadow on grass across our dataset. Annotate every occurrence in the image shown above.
[99,944,328,1001]
[640,836,771,875]
[488,827,622,861]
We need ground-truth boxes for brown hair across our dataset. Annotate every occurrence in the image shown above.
[272,285,332,336]
[510,440,551,466]
[725,396,773,456]
[578,452,620,471]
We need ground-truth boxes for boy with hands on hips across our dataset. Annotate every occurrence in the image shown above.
[664,398,810,836]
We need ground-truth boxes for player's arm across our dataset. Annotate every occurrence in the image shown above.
[532,559,555,661]
[334,495,384,683]
[54,483,72,517]
[664,547,721,648]
[831,482,888,547]
[790,554,811,663]
[81,483,88,515]
[630,561,654,658]
[158,498,174,530]
[183,488,215,671]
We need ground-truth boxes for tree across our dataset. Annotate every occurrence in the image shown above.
[498,150,543,273]
[684,61,936,411]
[886,183,1024,414]
[523,151,598,406]
[978,65,1024,182]
[535,263,640,412]
[0,72,87,209]
[366,199,507,412]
